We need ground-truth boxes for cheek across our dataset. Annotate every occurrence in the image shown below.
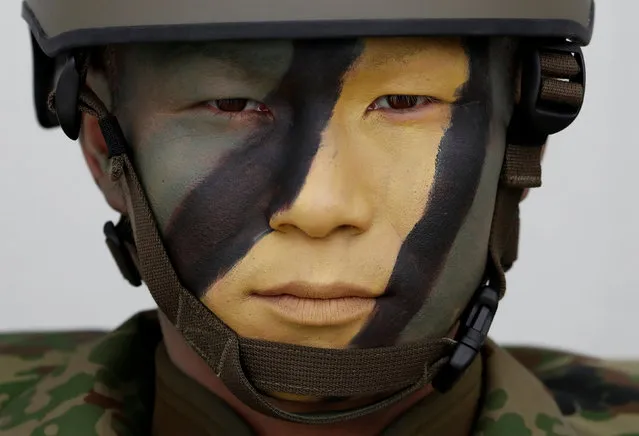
[357,109,451,238]
[132,116,257,229]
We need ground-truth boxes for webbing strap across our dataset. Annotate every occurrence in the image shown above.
[488,146,542,296]
[489,49,584,297]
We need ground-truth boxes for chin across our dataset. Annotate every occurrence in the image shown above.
[232,320,365,349]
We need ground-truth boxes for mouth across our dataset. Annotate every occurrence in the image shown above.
[251,282,378,326]
[254,282,378,299]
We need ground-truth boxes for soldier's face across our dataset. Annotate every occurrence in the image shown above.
[115,37,512,349]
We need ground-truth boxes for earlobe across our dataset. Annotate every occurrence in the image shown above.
[81,113,108,173]
[80,112,127,213]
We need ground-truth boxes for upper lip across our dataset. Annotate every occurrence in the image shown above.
[253,282,378,299]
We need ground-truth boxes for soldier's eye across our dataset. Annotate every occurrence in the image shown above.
[367,95,439,111]
[206,99,271,115]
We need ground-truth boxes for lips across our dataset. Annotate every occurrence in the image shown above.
[251,282,379,327]
[253,282,379,299]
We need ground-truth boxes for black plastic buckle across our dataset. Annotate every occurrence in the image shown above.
[104,219,142,287]
[433,285,499,393]
[54,55,82,141]
[507,40,586,147]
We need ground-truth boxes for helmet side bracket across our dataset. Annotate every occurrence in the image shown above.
[54,53,83,140]
[507,39,586,146]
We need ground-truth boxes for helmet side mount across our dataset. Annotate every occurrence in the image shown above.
[508,40,586,147]
[54,54,82,140]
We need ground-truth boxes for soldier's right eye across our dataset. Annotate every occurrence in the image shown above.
[206,99,271,116]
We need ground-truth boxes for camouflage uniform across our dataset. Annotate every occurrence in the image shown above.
[2,311,638,436]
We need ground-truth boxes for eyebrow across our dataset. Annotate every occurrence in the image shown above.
[155,41,290,69]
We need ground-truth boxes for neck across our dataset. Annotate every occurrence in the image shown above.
[157,312,458,435]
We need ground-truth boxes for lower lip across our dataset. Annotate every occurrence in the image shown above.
[253,294,376,326]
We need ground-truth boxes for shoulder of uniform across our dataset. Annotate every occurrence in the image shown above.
[0,330,107,422]
[505,345,639,435]
[0,311,161,435]
[0,329,107,382]
[0,330,107,359]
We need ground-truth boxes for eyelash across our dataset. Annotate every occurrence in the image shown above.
[203,95,439,118]
[367,95,440,112]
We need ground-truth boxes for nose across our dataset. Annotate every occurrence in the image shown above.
[269,143,373,239]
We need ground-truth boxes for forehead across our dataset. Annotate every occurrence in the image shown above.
[117,37,468,74]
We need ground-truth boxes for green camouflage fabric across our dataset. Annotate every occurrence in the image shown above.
[1,311,638,436]
[477,342,639,436]
[0,312,160,436]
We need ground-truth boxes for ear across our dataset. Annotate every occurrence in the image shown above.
[78,64,127,214]
[79,110,127,214]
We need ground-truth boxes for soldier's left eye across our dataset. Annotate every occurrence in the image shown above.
[368,95,439,111]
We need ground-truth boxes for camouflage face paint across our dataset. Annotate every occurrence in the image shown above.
[353,38,496,347]
[164,40,363,293]
[115,37,513,349]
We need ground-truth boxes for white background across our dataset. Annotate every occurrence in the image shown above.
[0,1,637,358]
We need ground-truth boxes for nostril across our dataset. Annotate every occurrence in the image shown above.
[336,224,363,236]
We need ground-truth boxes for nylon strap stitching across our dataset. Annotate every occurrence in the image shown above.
[216,339,233,377]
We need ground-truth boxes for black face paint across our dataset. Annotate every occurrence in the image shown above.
[352,39,493,347]
[164,40,363,296]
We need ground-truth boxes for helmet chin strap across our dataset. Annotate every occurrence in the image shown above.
[48,40,583,423]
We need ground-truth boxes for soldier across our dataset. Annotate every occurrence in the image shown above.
[1,0,638,435]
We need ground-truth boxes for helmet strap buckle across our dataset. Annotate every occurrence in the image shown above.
[433,284,499,392]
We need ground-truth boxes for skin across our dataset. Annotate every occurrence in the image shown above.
[81,36,516,433]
